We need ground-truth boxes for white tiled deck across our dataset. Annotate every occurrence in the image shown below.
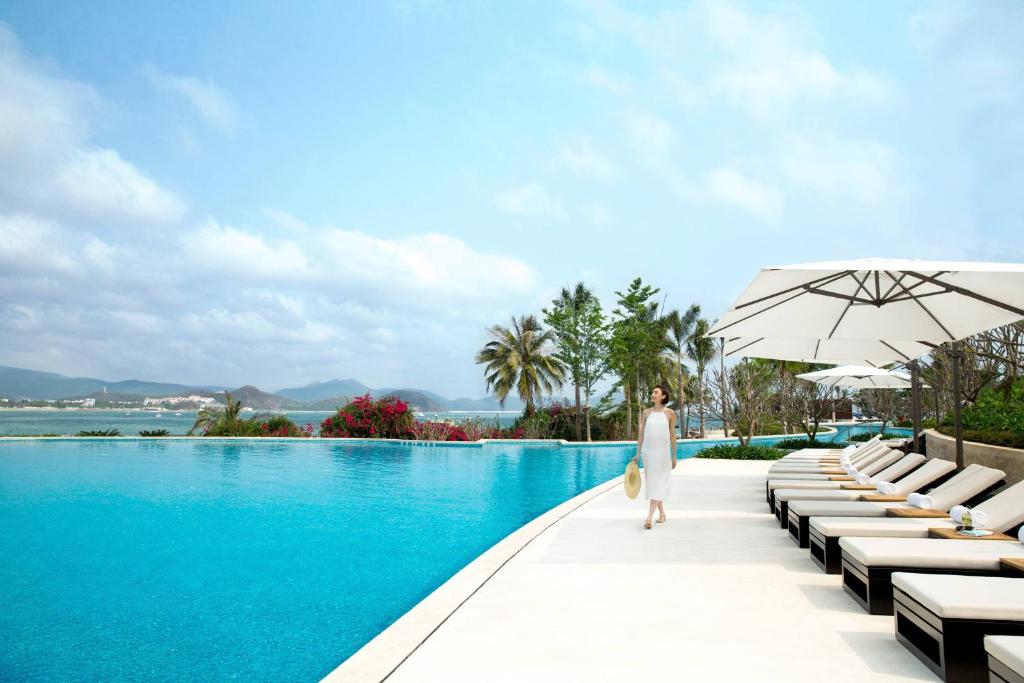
[383,458,936,682]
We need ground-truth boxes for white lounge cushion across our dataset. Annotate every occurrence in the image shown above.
[890,459,957,496]
[838,537,1024,569]
[871,453,925,483]
[856,448,903,477]
[767,481,842,491]
[768,475,836,485]
[810,516,957,538]
[928,464,1006,510]
[986,636,1024,676]
[892,573,1024,620]
[974,479,1024,531]
[789,500,908,517]
[774,489,864,502]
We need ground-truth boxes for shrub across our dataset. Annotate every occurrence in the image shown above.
[937,426,1024,449]
[78,429,121,437]
[139,429,170,437]
[256,415,312,437]
[203,415,309,437]
[512,401,627,441]
[695,443,784,460]
[772,437,819,450]
[849,430,904,442]
[320,394,415,438]
[959,379,1024,432]
[409,420,470,441]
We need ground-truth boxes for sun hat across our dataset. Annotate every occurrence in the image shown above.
[624,461,641,499]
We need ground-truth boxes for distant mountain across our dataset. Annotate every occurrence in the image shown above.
[229,385,302,411]
[0,365,223,401]
[277,379,372,402]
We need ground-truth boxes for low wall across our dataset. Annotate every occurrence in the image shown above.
[924,428,1024,486]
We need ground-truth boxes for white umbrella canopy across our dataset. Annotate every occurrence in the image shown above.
[708,258,1024,344]
[722,337,931,366]
[795,365,914,389]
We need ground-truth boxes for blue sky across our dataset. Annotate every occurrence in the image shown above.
[1,1,1021,397]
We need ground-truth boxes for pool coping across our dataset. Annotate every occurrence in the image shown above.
[320,470,628,682]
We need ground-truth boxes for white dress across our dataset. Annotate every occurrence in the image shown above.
[640,410,672,501]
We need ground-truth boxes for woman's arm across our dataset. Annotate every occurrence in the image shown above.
[632,409,646,462]
[667,410,678,468]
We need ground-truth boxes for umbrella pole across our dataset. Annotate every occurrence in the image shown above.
[947,346,965,468]
[909,360,922,453]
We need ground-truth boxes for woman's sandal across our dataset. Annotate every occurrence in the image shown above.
[656,516,666,524]
[643,521,652,529]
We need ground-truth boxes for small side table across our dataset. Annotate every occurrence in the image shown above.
[1000,557,1024,577]
[886,508,948,518]
[927,528,1016,541]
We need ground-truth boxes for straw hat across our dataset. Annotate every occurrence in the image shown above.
[624,461,641,499]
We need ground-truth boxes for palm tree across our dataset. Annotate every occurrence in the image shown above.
[686,318,718,437]
[664,304,700,438]
[545,282,595,441]
[476,315,566,416]
[189,392,243,436]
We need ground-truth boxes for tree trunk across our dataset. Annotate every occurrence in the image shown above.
[624,380,633,440]
[677,360,685,440]
[574,382,582,442]
[719,342,729,438]
[684,402,691,438]
[697,367,706,438]
[585,405,592,442]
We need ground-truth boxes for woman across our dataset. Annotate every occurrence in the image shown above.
[631,385,677,529]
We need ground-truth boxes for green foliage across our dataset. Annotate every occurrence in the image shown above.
[139,429,169,437]
[937,426,1024,449]
[475,315,566,415]
[772,437,819,450]
[958,378,1024,432]
[695,443,784,460]
[77,429,121,437]
[512,401,625,441]
[849,430,903,442]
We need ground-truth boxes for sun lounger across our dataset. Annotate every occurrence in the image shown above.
[768,447,903,512]
[767,453,924,499]
[768,441,885,474]
[892,573,1024,682]
[786,463,992,549]
[987,636,1024,683]
[776,437,880,461]
[807,478,1024,573]
[839,537,1024,615]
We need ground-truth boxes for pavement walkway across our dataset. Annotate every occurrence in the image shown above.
[386,458,937,682]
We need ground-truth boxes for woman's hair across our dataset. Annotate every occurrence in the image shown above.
[652,384,670,406]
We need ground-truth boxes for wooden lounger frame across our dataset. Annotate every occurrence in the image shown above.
[894,584,1024,682]
[840,555,1002,615]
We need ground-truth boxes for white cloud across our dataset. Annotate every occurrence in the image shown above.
[494,183,566,221]
[143,64,237,132]
[705,168,782,221]
[583,66,631,95]
[555,137,619,182]
[0,25,186,225]
[183,220,312,278]
[778,133,904,207]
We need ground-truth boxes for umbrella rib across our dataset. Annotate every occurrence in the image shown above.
[732,271,852,311]
[879,340,911,361]
[826,271,872,339]
[708,288,813,335]
[874,271,881,302]
[813,339,820,359]
[725,337,764,357]
[891,275,957,341]
[905,270,1024,318]
[880,271,909,301]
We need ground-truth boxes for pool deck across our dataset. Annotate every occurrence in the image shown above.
[331,458,936,682]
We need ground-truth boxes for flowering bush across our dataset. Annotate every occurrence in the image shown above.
[410,420,471,441]
[320,394,415,438]
[257,416,313,437]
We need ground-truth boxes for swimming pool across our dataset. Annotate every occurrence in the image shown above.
[0,427,906,680]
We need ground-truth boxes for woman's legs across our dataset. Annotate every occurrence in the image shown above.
[656,500,666,522]
[645,499,658,527]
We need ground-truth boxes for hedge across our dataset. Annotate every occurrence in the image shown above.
[695,444,785,460]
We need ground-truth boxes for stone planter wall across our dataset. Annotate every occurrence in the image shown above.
[924,428,1024,486]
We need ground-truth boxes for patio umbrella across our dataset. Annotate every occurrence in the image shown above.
[722,337,930,367]
[708,258,1024,466]
[795,365,914,389]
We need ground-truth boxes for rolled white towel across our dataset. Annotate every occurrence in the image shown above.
[842,444,857,456]
[876,481,896,495]
[855,473,871,485]
[969,510,989,529]
[840,456,850,466]
[907,492,923,507]
[949,505,968,523]
[912,494,935,510]
[1019,526,1023,544]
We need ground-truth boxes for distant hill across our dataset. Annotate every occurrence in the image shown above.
[229,385,303,411]
[0,365,223,401]
[276,379,372,402]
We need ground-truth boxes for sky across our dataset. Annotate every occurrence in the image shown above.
[0,1,1022,398]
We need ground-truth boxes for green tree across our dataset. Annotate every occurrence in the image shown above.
[609,278,664,439]
[728,359,777,446]
[576,295,610,441]
[686,318,718,437]
[544,283,596,441]
[475,315,566,416]
[188,392,244,436]
[664,304,700,438]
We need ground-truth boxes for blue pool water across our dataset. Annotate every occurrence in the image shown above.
[0,426,907,680]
